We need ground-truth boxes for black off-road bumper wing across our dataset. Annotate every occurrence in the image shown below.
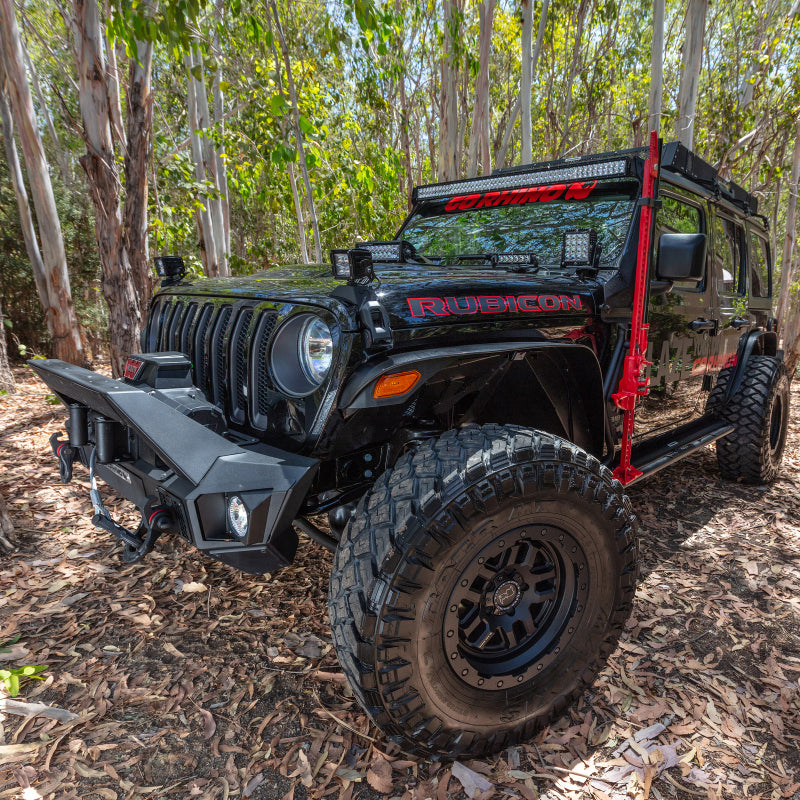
[29,359,318,574]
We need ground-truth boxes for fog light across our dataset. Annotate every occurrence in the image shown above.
[228,496,249,539]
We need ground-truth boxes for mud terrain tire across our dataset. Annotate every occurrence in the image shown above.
[712,356,790,484]
[328,425,638,758]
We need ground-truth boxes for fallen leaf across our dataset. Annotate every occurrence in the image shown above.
[367,754,393,794]
[452,761,493,799]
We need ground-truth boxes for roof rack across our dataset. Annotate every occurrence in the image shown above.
[659,141,757,215]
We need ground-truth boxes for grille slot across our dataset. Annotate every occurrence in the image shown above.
[165,302,184,351]
[193,304,214,393]
[210,306,234,409]
[230,310,254,424]
[179,303,198,356]
[251,311,279,428]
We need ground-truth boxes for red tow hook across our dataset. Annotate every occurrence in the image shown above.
[49,432,75,483]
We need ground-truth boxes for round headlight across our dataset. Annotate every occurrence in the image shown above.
[270,313,335,397]
[298,316,333,386]
[228,495,249,539]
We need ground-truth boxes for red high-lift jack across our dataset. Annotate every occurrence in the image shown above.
[612,131,661,484]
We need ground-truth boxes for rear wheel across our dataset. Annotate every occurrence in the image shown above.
[328,425,638,758]
[712,356,790,484]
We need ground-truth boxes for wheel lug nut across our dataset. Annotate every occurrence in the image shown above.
[497,680,503,687]
[517,675,523,682]
[461,579,468,587]
[478,678,484,686]
[447,630,454,638]
[450,605,457,612]
[451,652,457,660]
[537,664,543,670]
[461,669,468,676]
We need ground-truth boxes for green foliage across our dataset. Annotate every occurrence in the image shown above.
[2,0,799,356]
[0,637,48,698]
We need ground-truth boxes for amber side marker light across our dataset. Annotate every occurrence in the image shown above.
[373,370,421,399]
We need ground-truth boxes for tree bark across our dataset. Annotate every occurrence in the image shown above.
[776,120,800,333]
[124,36,155,321]
[212,0,231,260]
[520,0,533,165]
[648,0,665,134]
[0,74,49,324]
[186,46,229,277]
[0,0,85,366]
[0,300,15,396]
[556,0,589,157]
[437,0,459,181]
[0,489,14,552]
[73,0,146,376]
[676,0,708,149]
[467,0,494,178]
[270,0,322,263]
[186,49,219,277]
[497,0,548,168]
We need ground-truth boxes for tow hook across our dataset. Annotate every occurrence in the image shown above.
[49,432,75,483]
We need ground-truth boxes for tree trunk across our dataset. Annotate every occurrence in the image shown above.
[22,44,70,185]
[0,74,49,324]
[124,36,155,322]
[73,0,145,376]
[270,0,322,263]
[0,0,85,366]
[0,300,15,396]
[497,0,548,168]
[467,0,494,178]
[0,489,14,552]
[437,0,459,181]
[186,50,219,277]
[556,0,588,157]
[676,0,708,149]
[212,0,231,261]
[186,47,229,277]
[520,0,533,165]
[648,0,665,134]
[777,120,800,333]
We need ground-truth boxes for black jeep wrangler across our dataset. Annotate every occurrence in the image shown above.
[31,137,791,758]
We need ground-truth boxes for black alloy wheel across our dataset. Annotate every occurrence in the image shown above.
[328,424,639,758]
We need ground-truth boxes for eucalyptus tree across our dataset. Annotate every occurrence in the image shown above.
[0,0,85,365]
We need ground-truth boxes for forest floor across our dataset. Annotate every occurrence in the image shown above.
[0,366,798,800]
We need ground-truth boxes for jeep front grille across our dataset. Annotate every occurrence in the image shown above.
[145,298,279,431]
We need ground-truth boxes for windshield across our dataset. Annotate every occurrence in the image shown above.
[400,181,638,268]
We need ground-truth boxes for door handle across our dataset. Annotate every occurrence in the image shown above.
[731,317,752,330]
[689,318,716,331]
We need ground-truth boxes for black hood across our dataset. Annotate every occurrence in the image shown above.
[160,263,601,330]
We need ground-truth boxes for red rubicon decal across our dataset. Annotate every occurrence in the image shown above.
[408,294,583,317]
[444,180,597,212]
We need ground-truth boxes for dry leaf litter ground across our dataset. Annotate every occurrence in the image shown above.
[0,366,798,800]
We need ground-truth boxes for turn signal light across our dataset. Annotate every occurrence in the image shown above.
[373,370,421,399]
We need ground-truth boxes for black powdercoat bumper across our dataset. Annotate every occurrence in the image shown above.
[29,359,318,574]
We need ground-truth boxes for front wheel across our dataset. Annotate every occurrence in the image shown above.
[328,425,638,758]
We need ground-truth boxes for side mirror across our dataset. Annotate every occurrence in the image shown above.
[656,232,706,283]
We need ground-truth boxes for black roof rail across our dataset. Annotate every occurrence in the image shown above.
[660,141,758,215]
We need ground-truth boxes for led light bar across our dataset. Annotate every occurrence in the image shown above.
[357,241,402,262]
[414,159,628,202]
[492,253,537,266]
[562,229,598,267]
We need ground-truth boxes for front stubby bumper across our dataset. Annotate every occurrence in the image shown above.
[29,359,318,574]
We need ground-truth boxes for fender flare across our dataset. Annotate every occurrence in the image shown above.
[339,342,606,456]
[725,329,778,401]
